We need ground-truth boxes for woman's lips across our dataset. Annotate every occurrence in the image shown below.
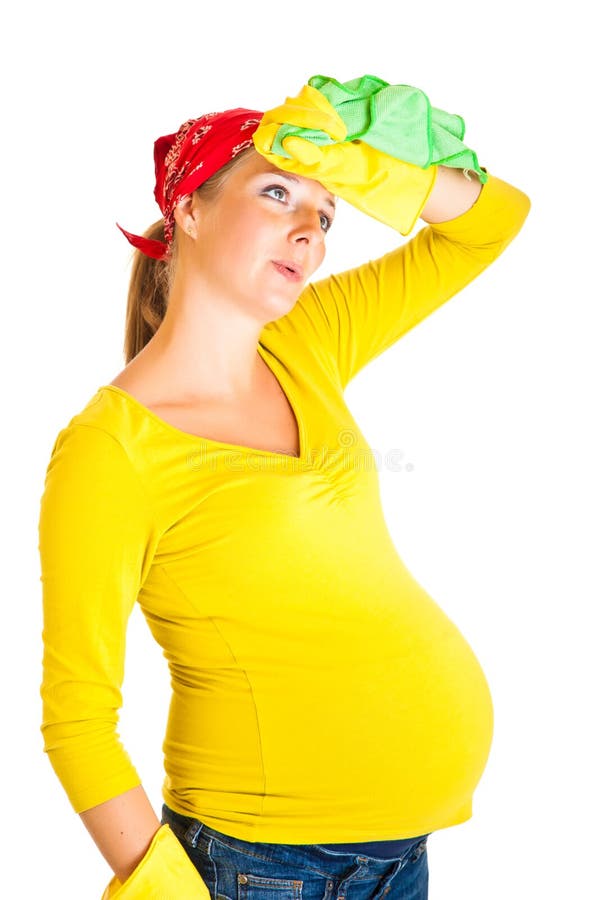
[272,260,303,282]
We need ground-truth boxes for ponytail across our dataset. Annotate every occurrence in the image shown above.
[122,220,176,364]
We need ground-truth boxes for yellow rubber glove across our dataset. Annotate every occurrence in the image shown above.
[257,83,347,141]
[253,87,437,235]
[100,824,210,899]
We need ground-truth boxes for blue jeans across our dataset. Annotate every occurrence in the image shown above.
[161,805,429,900]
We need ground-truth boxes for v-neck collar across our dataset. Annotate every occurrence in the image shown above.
[256,340,306,463]
[97,340,310,467]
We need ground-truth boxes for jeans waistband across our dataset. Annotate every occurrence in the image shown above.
[161,803,429,864]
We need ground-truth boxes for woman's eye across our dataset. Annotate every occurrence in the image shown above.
[264,184,332,233]
[264,185,287,202]
[320,214,333,233]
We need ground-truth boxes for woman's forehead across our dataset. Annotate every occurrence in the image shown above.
[246,155,336,202]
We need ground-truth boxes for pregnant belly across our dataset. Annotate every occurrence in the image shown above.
[255,588,495,831]
[164,576,495,837]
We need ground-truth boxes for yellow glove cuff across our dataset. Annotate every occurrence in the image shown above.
[101,823,211,899]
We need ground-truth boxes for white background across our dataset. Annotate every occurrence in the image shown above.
[3,1,598,897]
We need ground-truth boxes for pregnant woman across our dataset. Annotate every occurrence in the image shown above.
[38,74,531,898]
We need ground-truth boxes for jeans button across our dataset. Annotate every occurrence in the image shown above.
[238,875,249,884]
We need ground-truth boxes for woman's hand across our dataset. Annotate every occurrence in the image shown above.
[100,821,211,899]
[253,83,436,234]
[254,106,436,234]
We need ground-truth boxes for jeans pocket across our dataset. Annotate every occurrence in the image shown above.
[236,873,303,900]
[205,836,340,900]
[160,811,218,895]
[207,839,304,900]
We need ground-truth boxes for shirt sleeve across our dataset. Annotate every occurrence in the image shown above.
[293,172,531,389]
[38,422,160,813]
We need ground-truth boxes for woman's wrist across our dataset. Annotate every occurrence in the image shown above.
[420,165,484,223]
[79,784,161,884]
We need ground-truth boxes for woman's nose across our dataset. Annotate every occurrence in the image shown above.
[289,207,323,243]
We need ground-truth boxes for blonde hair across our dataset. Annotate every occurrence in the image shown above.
[122,146,255,364]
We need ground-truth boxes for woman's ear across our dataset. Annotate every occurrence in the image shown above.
[173,194,198,240]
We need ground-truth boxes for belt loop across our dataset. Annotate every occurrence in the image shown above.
[184,819,204,848]
[333,859,368,900]
[369,856,406,900]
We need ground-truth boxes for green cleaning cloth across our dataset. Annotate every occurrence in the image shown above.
[270,73,487,183]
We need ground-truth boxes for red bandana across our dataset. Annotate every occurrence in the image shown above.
[117,107,264,261]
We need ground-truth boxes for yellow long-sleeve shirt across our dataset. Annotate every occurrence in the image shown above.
[38,172,530,843]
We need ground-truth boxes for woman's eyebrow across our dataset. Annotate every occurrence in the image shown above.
[260,170,336,211]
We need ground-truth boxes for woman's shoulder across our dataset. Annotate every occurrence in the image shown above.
[50,375,150,463]
[105,365,158,408]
